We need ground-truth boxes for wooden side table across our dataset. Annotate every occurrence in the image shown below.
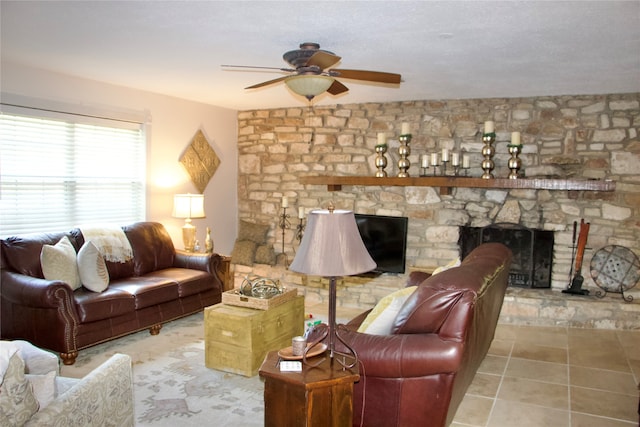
[259,351,360,427]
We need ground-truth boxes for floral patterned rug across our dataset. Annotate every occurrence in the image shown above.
[60,313,264,426]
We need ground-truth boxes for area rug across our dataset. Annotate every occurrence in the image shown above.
[60,313,264,426]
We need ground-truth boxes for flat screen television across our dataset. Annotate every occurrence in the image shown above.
[354,213,408,274]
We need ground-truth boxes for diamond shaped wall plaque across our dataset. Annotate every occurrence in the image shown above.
[179,130,220,193]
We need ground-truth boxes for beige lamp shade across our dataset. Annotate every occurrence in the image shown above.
[172,194,205,219]
[290,209,375,277]
[284,75,334,99]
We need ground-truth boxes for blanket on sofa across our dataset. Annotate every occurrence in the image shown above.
[79,225,133,263]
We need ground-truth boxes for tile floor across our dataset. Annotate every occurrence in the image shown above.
[451,324,640,427]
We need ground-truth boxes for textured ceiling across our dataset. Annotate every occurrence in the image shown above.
[1,1,639,111]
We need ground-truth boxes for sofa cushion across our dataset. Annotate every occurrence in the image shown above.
[392,285,465,335]
[70,227,135,280]
[0,352,40,424]
[358,286,417,335]
[40,236,81,290]
[73,287,136,323]
[144,268,215,298]
[238,220,269,244]
[77,242,110,292]
[123,222,176,276]
[26,371,56,410]
[231,240,257,265]
[109,277,179,310]
[1,232,74,278]
[255,244,276,265]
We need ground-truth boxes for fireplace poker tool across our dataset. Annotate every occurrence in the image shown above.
[563,219,590,296]
[567,221,578,283]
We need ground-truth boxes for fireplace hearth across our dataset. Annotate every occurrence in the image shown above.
[459,224,554,288]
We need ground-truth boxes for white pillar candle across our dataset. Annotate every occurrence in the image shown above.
[282,196,288,208]
[430,152,439,166]
[298,207,304,219]
[441,148,449,162]
[511,131,521,145]
[451,152,460,167]
[484,121,495,133]
[462,154,470,169]
[401,122,410,135]
[421,154,429,168]
[377,132,386,145]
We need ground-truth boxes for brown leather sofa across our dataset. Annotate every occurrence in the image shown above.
[1,221,225,365]
[338,242,512,427]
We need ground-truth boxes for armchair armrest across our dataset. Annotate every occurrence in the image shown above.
[12,340,59,375]
[27,354,134,427]
[174,250,217,273]
[338,328,463,378]
[1,271,74,309]
[174,251,230,291]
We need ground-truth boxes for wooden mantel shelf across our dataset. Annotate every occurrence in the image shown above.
[299,175,616,195]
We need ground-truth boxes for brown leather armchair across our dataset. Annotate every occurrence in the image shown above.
[337,243,512,427]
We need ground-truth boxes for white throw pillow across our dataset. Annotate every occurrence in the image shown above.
[0,353,40,424]
[77,241,109,292]
[357,286,417,335]
[26,371,57,410]
[40,236,81,290]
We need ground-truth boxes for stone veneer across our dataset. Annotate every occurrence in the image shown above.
[235,93,640,329]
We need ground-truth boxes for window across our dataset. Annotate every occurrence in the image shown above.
[0,106,146,236]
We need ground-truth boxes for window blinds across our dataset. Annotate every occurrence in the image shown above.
[0,108,146,236]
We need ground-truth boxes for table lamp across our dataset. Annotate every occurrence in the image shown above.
[172,193,205,252]
[289,205,376,368]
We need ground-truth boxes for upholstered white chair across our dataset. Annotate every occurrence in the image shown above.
[1,340,134,426]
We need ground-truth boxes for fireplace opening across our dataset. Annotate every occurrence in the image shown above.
[459,223,554,288]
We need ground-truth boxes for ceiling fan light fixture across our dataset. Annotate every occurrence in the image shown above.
[285,75,334,100]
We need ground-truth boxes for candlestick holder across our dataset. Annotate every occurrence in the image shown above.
[507,144,523,179]
[374,144,388,177]
[397,134,412,177]
[452,164,460,176]
[481,132,496,179]
[278,207,291,264]
[295,217,305,243]
[419,166,429,177]
[441,160,449,176]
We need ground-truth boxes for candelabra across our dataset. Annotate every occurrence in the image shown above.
[441,159,449,176]
[481,132,496,179]
[397,134,412,177]
[278,207,291,262]
[295,217,305,243]
[508,144,523,179]
[374,144,388,177]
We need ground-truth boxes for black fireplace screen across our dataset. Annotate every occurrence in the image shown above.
[459,224,554,288]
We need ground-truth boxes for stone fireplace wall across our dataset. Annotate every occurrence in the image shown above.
[235,93,639,312]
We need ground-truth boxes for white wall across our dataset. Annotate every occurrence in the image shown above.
[1,62,238,254]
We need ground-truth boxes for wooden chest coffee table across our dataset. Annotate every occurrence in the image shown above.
[204,295,304,376]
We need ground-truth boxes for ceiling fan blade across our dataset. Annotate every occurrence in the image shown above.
[245,76,288,89]
[332,69,401,84]
[327,80,349,95]
[306,51,341,70]
[222,64,294,73]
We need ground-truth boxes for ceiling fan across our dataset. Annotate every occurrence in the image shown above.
[222,42,402,101]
